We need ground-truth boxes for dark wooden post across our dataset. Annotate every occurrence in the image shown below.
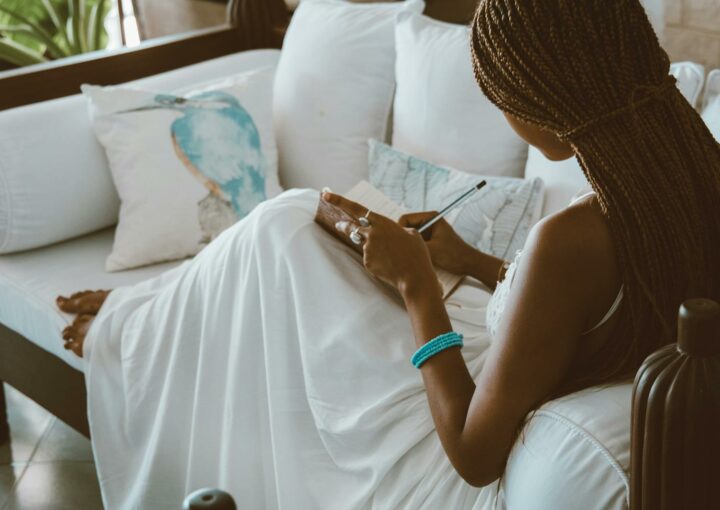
[630,298,720,510]
[0,383,10,445]
[228,0,290,49]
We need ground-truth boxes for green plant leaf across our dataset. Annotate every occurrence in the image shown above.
[40,0,63,33]
[0,37,48,66]
[40,0,72,51]
[0,5,66,59]
[70,0,87,53]
[90,0,107,51]
[0,24,33,34]
[65,15,76,52]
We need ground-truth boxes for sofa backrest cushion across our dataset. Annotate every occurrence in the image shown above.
[273,0,425,194]
[392,12,528,179]
[670,61,705,109]
[0,49,280,255]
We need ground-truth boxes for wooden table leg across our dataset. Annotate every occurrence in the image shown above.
[0,383,10,445]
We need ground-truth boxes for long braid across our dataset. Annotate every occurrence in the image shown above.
[470,0,720,395]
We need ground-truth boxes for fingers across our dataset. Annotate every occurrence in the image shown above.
[398,211,438,229]
[334,220,370,242]
[322,191,368,219]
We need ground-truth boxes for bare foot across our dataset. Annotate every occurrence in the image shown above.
[56,289,111,315]
[62,314,95,358]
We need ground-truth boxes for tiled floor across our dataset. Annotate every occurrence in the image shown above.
[0,384,103,509]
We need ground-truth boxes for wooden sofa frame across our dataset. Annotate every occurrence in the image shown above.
[0,1,706,507]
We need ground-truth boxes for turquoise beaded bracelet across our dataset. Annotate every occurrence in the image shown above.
[411,332,464,368]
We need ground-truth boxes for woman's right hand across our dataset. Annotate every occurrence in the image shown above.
[398,212,477,276]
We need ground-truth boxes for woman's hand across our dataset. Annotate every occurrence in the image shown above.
[398,212,477,276]
[322,192,441,298]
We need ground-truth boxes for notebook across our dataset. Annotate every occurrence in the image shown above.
[346,180,464,299]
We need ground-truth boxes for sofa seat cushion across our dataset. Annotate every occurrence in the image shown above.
[501,383,631,509]
[0,230,181,371]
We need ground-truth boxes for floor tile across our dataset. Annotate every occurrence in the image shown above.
[32,417,93,463]
[0,386,53,465]
[4,462,103,510]
[0,464,25,509]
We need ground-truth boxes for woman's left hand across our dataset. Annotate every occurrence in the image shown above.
[322,192,441,298]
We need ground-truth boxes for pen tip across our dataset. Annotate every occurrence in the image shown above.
[476,180,487,190]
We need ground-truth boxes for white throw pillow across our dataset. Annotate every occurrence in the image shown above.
[392,12,528,178]
[273,0,425,193]
[0,49,280,255]
[84,68,282,271]
[670,61,705,108]
[524,148,590,218]
[702,95,720,142]
[369,141,543,260]
[701,68,720,112]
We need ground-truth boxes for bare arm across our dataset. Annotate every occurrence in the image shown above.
[324,192,613,487]
[402,214,610,486]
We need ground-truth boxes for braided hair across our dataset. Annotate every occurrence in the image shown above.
[470,0,720,396]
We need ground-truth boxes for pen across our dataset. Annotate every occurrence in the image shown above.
[417,180,487,234]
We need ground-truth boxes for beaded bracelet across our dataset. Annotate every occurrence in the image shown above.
[411,332,464,368]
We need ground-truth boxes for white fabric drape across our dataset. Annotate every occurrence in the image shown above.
[85,189,499,509]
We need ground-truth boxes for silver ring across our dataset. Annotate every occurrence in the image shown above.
[358,210,371,228]
[350,227,363,245]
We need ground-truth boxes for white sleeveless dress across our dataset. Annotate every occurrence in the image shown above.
[486,191,624,339]
[84,189,622,509]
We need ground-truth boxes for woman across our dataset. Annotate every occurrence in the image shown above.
[58,0,720,507]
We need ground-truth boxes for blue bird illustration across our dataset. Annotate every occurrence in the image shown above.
[121,91,267,243]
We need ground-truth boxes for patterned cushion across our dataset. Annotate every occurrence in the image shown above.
[368,140,544,260]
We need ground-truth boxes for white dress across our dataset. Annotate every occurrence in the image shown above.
[84,189,621,509]
[86,189,500,510]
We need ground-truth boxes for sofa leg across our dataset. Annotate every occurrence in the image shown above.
[0,383,10,446]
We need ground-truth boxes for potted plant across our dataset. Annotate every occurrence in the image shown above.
[0,0,111,68]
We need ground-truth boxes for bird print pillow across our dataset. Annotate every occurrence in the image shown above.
[83,67,282,271]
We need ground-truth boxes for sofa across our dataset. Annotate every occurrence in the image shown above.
[0,0,718,508]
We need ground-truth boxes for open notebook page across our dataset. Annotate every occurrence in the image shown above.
[346,180,464,299]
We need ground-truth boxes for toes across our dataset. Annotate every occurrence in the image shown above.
[62,326,74,341]
[57,290,110,315]
[57,295,81,313]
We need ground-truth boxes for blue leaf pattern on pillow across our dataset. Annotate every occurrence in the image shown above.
[368,140,543,259]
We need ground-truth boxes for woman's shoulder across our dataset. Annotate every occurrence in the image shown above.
[527,193,616,283]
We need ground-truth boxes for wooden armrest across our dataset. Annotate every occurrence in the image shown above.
[630,298,720,509]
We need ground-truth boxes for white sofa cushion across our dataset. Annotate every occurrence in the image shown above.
[701,68,720,112]
[84,69,281,272]
[392,12,528,178]
[273,0,425,193]
[702,70,720,141]
[501,384,631,510]
[0,49,280,255]
[0,228,182,371]
[703,95,720,142]
[670,61,705,108]
[524,148,590,218]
